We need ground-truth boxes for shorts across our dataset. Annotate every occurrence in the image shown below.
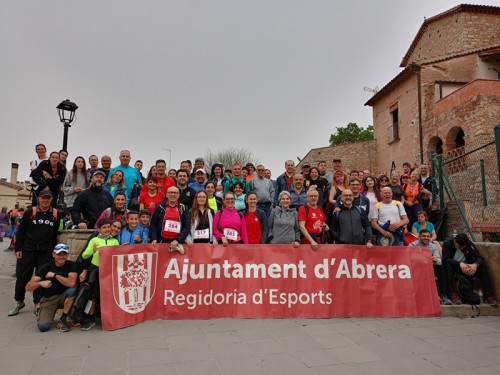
[37,288,76,326]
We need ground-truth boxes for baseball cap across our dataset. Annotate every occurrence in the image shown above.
[53,244,70,254]
[402,173,411,178]
[38,190,52,198]
[379,236,394,246]
[333,158,342,162]
[195,168,206,174]
[92,170,106,178]
[301,162,311,168]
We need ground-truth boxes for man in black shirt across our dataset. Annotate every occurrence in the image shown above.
[26,244,77,332]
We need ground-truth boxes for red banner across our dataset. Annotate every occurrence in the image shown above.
[99,244,441,330]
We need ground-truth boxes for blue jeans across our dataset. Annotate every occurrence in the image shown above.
[257,203,272,217]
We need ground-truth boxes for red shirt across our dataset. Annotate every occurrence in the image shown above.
[298,205,326,234]
[154,175,175,194]
[161,204,182,240]
[140,190,165,215]
[245,212,262,244]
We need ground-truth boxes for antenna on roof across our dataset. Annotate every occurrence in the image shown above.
[363,86,379,94]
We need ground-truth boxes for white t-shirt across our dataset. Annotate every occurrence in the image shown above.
[372,201,407,226]
[29,157,47,184]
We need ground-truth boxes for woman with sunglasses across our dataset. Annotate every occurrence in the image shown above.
[213,191,248,246]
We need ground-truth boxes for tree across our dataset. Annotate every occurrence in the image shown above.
[204,147,260,171]
[329,123,374,146]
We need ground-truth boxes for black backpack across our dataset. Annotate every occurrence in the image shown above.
[453,273,480,305]
[128,183,142,211]
[69,283,92,323]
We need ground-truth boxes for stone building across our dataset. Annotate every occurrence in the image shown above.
[364,4,500,171]
[299,5,500,240]
[0,164,31,209]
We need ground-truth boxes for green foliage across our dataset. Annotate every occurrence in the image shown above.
[329,123,374,146]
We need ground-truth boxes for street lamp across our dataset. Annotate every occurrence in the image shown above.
[162,148,172,170]
[57,99,78,152]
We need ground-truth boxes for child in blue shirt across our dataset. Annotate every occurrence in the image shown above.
[118,211,147,245]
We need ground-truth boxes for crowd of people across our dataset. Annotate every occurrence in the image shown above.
[4,144,498,332]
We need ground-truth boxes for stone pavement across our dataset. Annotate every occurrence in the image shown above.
[1,240,500,375]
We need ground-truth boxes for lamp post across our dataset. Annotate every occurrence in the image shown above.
[57,99,78,152]
[162,148,172,170]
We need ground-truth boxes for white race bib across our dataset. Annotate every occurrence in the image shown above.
[194,229,209,239]
[164,220,181,233]
[223,228,238,241]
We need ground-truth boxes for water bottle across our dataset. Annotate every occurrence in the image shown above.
[453,229,458,238]
[478,289,484,304]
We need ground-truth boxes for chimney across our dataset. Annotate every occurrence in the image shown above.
[10,163,19,184]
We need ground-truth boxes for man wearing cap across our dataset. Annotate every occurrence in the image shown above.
[371,187,408,246]
[70,171,114,229]
[301,161,311,180]
[324,158,344,189]
[26,244,77,332]
[188,169,208,192]
[108,150,143,202]
[8,190,62,317]
[250,165,275,216]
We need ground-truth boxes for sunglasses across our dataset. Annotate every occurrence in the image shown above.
[54,244,69,251]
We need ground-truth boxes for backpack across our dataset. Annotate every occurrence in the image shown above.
[31,206,58,221]
[453,273,480,305]
[69,282,92,323]
[301,204,328,243]
[128,183,142,211]
[335,205,363,219]
[216,208,243,233]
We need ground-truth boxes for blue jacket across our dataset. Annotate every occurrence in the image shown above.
[118,225,148,245]
[274,173,292,206]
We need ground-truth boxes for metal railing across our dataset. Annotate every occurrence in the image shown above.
[430,125,500,242]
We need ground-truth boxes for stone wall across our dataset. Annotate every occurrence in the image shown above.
[298,139,377,174]
[59,230,95,261]
[405,8,500,66]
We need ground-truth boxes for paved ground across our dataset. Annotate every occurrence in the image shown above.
[1,240,500,375]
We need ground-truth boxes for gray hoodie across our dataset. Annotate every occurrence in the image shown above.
[268,206,300,244]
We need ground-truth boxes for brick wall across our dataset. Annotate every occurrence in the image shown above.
[297,139,377,174]
[405,10,500,65]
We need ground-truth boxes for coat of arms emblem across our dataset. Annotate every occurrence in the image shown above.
[112,252,157,314]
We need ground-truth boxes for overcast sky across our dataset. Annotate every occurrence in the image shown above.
[1,1,498,182]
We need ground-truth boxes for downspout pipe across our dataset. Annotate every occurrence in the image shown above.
[409,63,424,164]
